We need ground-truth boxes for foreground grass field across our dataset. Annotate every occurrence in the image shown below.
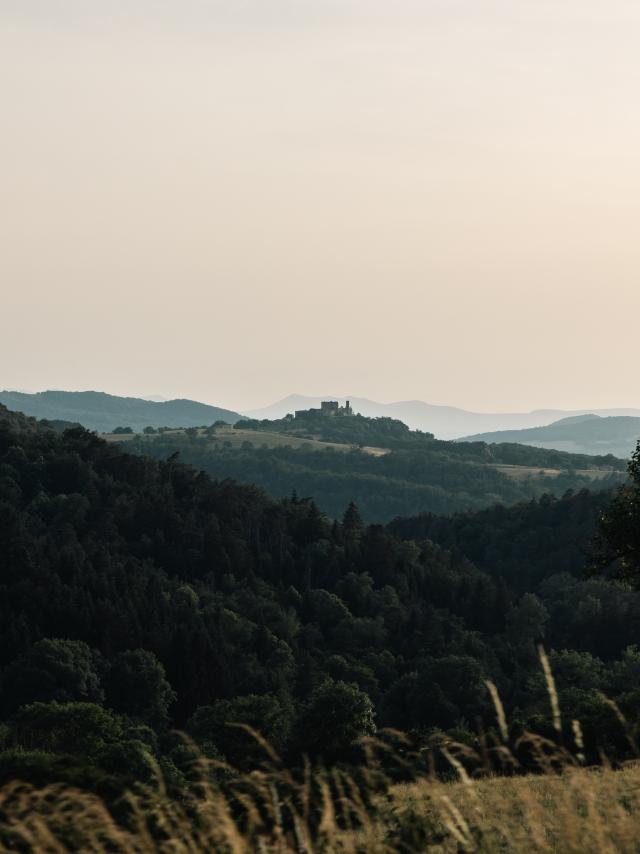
[3,760,640,852]
[390,764,640,853]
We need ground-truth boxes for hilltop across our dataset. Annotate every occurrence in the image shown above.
[0,390,240,434]
[462,414,640,459]
[118,407,626,521]
[6,389,639,444]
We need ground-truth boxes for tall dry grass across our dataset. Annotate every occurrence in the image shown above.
[4,762,640,853]
[2,648,640,853]
[392,763,640,853]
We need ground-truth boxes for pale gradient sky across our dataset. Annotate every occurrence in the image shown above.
[2,1,640,412]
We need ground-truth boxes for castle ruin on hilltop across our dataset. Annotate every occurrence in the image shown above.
[294,400,354,420]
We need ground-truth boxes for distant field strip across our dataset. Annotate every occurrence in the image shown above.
[103,427,391,456]
[494,463,618,481]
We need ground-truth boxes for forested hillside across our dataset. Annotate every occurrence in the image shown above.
[389,489,613,591]
[236,412,626,462]
[0,390,240,433]
[121,413,625,521]
[1,404,640,797]
[462,414,640,458]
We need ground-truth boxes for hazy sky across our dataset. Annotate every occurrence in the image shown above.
[3,1,640,412]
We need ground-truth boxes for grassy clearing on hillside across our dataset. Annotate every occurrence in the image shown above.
[493,463,619,482]
[104,426,391,456]
[210,427,354,452]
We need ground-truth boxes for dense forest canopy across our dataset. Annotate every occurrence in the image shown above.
[1,404,640,797]
[388,489,613,591]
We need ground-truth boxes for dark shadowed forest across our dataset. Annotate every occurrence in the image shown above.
[2,403,640,807]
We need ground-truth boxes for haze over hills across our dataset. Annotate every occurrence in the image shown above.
[245,394,640,440]
[4,389,640,443]
[0,390,240,434]
[461,415,640,459]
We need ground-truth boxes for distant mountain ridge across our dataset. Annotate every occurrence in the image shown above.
[245,395,640,440]
[461,415,640,459]
[0,390,240,434]
[5,389,640,444]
